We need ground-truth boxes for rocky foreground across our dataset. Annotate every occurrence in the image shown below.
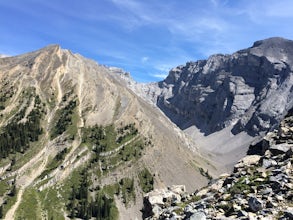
[143,110,293,219]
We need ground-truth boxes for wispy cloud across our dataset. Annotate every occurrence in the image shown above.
[151,74,168,79]
[109,0,232,56]
[141,56,149,63]
[0,54,10,58]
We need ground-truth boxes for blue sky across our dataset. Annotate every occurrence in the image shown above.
[0,0,293,82]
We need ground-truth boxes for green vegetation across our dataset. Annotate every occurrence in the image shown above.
[199,167,212,181]
[89,191,118,220]
[62,164,136,219]
[0,84,14,110]
[51,99,77,139]
[0,90,43,159]
[101,138,145,169]
[138,168,154,193]
[119,178,135,205]
[218,202,234,217]
[38,147,69,180]
[10,121,150,219]
[39,187,66,219]
[15,188,41,220]
[0,205,2,218]
[0,179,10,196]
[66,169,120,220]
[83,123,138,153]
[228,169,269,196]
[1,179,17,217]
[83,123,148,175]
[16,186,66,220]
[228,176,251,196]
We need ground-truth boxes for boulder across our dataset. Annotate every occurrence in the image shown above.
[270,144,292,155]
[143,185,186,218]
[248,197,263,212]
[284,207,293,219]
[235,155,261,169]
[196,188,209,198]
[189,211,206,220]
[262,159,277,168]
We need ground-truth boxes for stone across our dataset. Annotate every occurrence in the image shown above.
[235,155,261,169]
[189,211,206,220]
[222,194,231,201]
[270,144,292,155]
[285,147,293,157]
[248,197,263,212]
[284,207,293,219]
[260,187,273,195]
[209,179,224,191]
[168,185,186,194]
[275,195,284,201]
[266,200,277,208]
[169,211,183,220]
[219,173,230,179]
[248,212,258,220]
[196,188,209,198]
[262,159,277,168]
[254,177,265,182]
[233,203,242,211]
[223,177,235,186]
[285,183,293,189]
[152,205,162,218]
[184,205,194,213]
[237,210,248,217]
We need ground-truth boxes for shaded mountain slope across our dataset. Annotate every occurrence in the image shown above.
[137,37,293,169]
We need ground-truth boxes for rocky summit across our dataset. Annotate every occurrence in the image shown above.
[144,109,293,220]
[153,37,293,137]
[137,37,293,170]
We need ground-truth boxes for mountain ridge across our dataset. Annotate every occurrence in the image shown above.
[0,44,213,219]
[0,37,292,219]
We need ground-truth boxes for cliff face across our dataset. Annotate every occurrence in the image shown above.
[148,37,293,137]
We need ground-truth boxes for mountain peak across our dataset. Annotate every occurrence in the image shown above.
[248,37,293,65]
[252,37,293,48]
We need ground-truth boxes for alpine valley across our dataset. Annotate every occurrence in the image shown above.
[0,37,292,220]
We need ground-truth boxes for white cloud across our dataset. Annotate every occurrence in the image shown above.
[141,56,149,63]
[155,64,172,72]
[109,0,232,57]
[151,74,168,79]
[0,54,10,58]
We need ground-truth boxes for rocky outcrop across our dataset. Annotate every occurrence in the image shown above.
[144,109,293,219]
[143,37,293,137]
[142,185,186,219]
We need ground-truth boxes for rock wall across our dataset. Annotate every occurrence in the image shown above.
[145,37,293,137]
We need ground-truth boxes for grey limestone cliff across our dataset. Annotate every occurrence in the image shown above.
[144,37,293,137]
